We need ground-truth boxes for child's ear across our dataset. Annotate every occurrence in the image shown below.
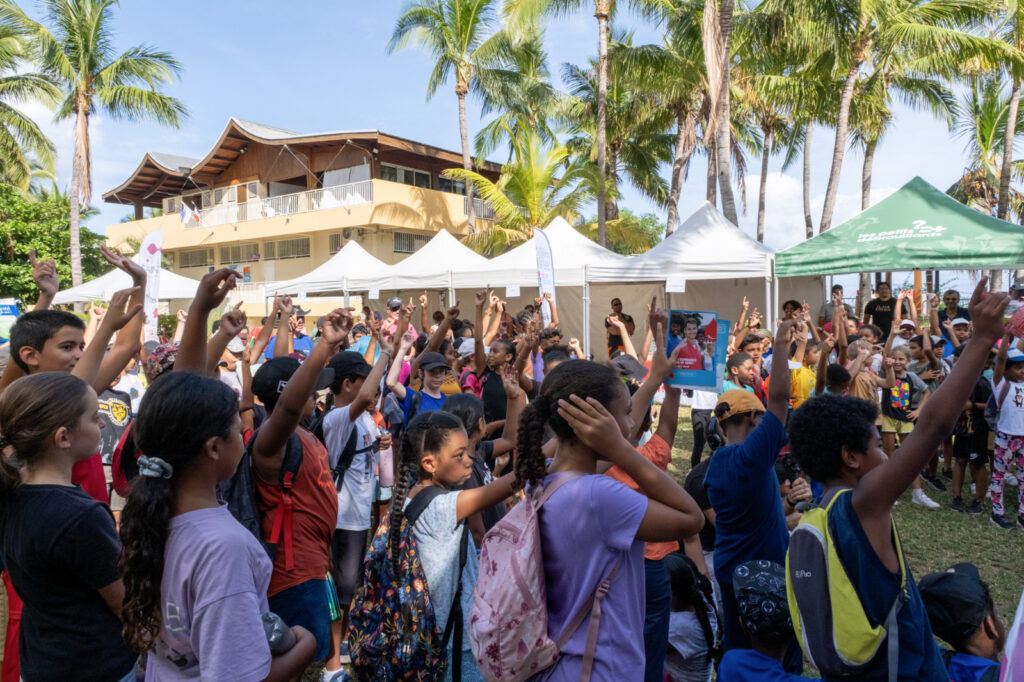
[52,425,72,450]
[840,445,861,471]
[18,346,40,371]
[420,453,438,475]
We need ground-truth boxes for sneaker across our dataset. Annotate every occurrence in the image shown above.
[941,468,953,480]
[1007,474,1019,488]
[912,489,940,509]
[923,473,947,492]
[971,483,976,495]
[991,513,1016,529]
[321,671,348,682]
[950,496,964,512]
[966,500,984,514]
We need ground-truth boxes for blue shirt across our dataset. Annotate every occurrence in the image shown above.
[722,380,755,394]
[263,334,313,359]
[946,652,999,682]
[402,389,446,425]
[704,410,789,651]
[353,335,381,362]
[824,492,948,681]
[718,650,819,682]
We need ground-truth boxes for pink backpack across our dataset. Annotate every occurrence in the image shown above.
[469,472,620,682]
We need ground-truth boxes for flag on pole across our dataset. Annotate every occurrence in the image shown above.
[179,202,188,223]
[191,203,201,225]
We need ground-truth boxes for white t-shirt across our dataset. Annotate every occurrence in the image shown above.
[692,390,718,410]
[323,404,379,531]
[994,379,1024,436]
[218,368,241,399]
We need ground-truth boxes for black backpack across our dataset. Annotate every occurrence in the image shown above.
[217,428,304,562]
[307,404,401,490]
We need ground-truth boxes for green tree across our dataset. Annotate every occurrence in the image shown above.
[576,208,664,253]
[389,0,499,234]
[0,0,186,291]
[443,128,590,255]
[0,182,103,305]
[0,24,57,192]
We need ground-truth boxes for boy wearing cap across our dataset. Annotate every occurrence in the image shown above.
[989,332,1024,529]
[320,347,392,678]
[705,320,801,668]
[919,563,1004,682]
[247,309,352,667]
[386,329,449,425]
[719,560,820,681]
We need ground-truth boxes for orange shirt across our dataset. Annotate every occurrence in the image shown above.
[72,454,108,504]
[604,434,679,560]
[676,341,705,371]
[255,428,339,596]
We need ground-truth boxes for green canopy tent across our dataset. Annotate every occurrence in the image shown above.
[775,177,1024,277]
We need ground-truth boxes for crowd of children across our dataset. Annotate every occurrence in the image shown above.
[0,251,1020,682]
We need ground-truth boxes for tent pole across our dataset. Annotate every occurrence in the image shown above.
[448,271,455,308]
[773,266,780,330]
[764,276,771,331]
[343,276,349,309]
[582,266,591,360]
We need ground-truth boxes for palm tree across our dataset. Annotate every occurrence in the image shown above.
[701,0,739,224]
[0,0,185,290]
[442,128,591,255]
[576,208,664,253]
[997,1,1024,227]
[390,0,499,236]
[0,24,57,193]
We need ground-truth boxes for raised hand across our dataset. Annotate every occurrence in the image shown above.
[446,302,460,320]
[219,302,247,337]
[89,303,106,322]
[967,276,1008,343]
[606,314,626,330]
[176,309,188,323]
[929,293,940,308]
[274,295,292,316]
[101,287,143,332]
[401,299,416,318]
[400,328,417,348]
[821,333,836,352]
[100,245,146,286]
[882,357,895,369]
[475,289,488,308]
[320,308,355,347]
[369,316,383,337]
[501,364,521,399]
[419,292,428,308]
[534,296,544,308]
[193,269,241,313]
[543,292,553,303]
[742,296,750,311]
[652,325,683,381]
[29,248,58,298]
[489,294,500,310]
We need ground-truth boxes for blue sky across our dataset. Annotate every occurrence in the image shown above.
[25,1,982,263]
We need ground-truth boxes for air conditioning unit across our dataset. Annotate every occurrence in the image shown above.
[342,228,353,239]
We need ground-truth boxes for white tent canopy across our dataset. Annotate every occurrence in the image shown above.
[53,265,200,304]
[266,240,389,295]
[588,202,774,282]
[361,229,489,291]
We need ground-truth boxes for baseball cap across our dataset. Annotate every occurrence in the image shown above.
[419,351,450,371]
[327,350,372,383]
[918,563,990,648]
[1010,282,1024,292]
[715,389,765,420]
[951,317,970,327]
[611,353,648,383]
[386,296,402,311]
[898,319,916,329]
[252,357,334,405]
[226,336,245,354]
[732,560,792,641]
[291,305,310,317]
[1007,348,1024,364]
[930,335,945,346]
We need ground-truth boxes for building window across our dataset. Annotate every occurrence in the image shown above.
[438,176,466,195]
[164,197,178,214]
[201,191,211,208]
[381,163,430,189]
[214,188,224,204]
[247,181,258,198]
[329,233,343,254]
[219,242,260,265]
[265,237,310,260]
[179,247,214,268]
[393,231,429,254]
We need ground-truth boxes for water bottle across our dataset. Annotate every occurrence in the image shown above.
[377,426,394,488]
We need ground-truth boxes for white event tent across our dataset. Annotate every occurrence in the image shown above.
[362,228,490,295]
[53,265,200,304]
[266,240,389,299]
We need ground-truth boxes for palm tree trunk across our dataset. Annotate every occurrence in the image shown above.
[706,143,717,204]
[606,146,620,222]
[819,59,862,233]
[69,106,87,289]
[595,1,611,247]
[803,122,814,238]
[757,128,769,243]
[715,0,738,225]
[666,108,691,235]
[998,78,1020,285]
[457,89,476,234]
[859,138,877,315]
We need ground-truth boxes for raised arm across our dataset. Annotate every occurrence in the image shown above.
[737,296,750,332]
[362,316,381,365]
[250,301,279,362]
[172,309,187,344]
[385,329,416,403]
[93,247,146,391]
[473,290,488,375]
[854,278,1008,522]
[350,340,393,419]
[272,297,294,359]
[206,303,246,375]
[174,269,242,373]
[609,315,638,359]
[544,292,559,329]
[768,320,798,422]
[427,303,459,353]
[484,299,504,346]
[239,344,256,435]
[833,294,849,365]
[994,329,1012,386]
[514,331,538,394]
[71,287,142,393]
[815,333,836,397]
[419,292,430,335]
[29,249,58,312]
[492,365,525,464]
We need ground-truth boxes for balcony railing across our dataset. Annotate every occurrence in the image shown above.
[464,195,496,221]
[192,180,374,227]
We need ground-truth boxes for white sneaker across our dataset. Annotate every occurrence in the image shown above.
[1007,474,1019,488]
[971,483,977,495]
[912,489,940,509]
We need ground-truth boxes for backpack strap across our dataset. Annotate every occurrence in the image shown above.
[998,381,1012,411]
[534,470,587,510]
[267,432,304,571]
[333,427,380,492]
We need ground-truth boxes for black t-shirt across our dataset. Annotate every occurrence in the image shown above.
[2,484,136,681]
[479,368,508,423]
[98,387,132,464]
[683,458,716,552]
[864,297,910,338]
[455,440,506,531]
[605,313,635,354]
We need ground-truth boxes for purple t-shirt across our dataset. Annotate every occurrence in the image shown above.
[532,474,648,682]
[146,504,274,681]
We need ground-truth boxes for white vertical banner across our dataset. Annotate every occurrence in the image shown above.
[535,227,556,327]
[138,231,163,342]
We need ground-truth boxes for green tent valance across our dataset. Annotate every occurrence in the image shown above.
[775,177,1024,277]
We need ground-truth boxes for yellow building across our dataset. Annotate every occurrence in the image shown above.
[103,118,500,311]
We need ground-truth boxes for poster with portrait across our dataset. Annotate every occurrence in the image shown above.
[665,310,729,391]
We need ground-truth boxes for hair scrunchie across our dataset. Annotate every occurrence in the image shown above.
[137,455,174,479]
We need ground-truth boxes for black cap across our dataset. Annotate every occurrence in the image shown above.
[327,351,372,383]
[386,296,402,310]
[919,563,990,647]
[733,560,792,641]
[611,353,648,384]
[1011,282,1024,292]
[252,357,334,405]
[290,305,310,317]
[419,351,450,371]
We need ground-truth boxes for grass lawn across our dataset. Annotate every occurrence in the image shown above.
[668,406,1024,626]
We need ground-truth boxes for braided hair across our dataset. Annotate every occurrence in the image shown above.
[513,360,625,491]
[387,410,466,574]
[664,552,720,665]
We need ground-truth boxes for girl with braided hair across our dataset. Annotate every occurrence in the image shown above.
[515,360,704,682]
[387,410,517,682]
[663,552,719,681]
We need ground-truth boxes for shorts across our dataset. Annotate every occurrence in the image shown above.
[268,579,331,662]
[953,432,990,466]
[881,415,914,435]
[330,528,369,606]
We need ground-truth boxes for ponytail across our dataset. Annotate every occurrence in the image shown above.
[119,372,237,654]
[0,373,91,514]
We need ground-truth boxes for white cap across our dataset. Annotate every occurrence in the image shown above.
[226,337,245,354]
[898,319,916,329]
[951,317,970,326]
[930,335,944,345]
[458,340,476,360]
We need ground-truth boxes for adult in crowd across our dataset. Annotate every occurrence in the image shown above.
[817,284,853,328]
[606,297,636,358]
[862,282,910,340]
